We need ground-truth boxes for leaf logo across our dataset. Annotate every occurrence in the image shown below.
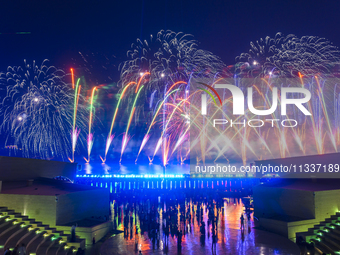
[197,82,222,107]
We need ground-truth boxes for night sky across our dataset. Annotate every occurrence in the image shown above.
[1,0,340,82]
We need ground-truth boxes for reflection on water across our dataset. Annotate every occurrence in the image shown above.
[101,189,299,255]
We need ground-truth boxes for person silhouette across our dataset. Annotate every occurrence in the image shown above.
[240,214,245,230]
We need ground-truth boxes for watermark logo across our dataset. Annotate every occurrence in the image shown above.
[200,83,311,116]
[190,77,340,179]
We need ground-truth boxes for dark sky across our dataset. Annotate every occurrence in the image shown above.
[1,0,340,81]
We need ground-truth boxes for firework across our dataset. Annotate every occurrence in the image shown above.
[84,87,97,163]
[120,85,144,162]
[236,33,340,77]
[0,60,87,160]
[119,30,225,91]
[70,68,75,89]
[101,81,136,163]
[2,32,340,168]
[70,79,83,162]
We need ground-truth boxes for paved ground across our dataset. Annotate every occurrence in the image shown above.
[100,199,300,255]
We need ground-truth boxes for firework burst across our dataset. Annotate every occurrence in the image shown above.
[236,33,340,77]
[0,60,88,160]
[119,30,225,91]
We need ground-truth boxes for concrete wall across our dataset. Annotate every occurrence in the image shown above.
[57,221,112,245]
[0,187,109,228]
[0,194,57,226]
[259,217,321,241]
[0,156,76,181]
[258,218,289,237]
[314,189,340,220]
[253,186,315,219]
[254,186,340,241]
[287,219,320,241]
[56,189,110,225]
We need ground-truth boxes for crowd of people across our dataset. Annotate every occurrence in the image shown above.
[111,188,253,254]
[2,182,254,255]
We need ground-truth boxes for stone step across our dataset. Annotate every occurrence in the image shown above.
[30,222,43,228]
[319,227,332,234]
[309,224,328,233]
[321,232,340,250]
[0,210,15,216]
[36,234,56,255]
[330,214,340,220]
[59,234,71,242]
[0,216,10,224]
[331,228,340,235]
[51,240,75,255]
[66,239,86,249]
[21,219,37,225]
[0,222,25,245]
[56,243,71,255]
[319,218,339,227]
[64,245,77,255]
[329,223,339,229]
[326,230,340,241]
[8,213,22,219]
[44,227,59,235]
[37,224,51,232]
[0,219,15,232]
[0,207,86,254]
[53,231,65,236]
[4,225,31,249]
[11,215,30,222]
[26,231,47,254]
[322,240,340,253]
[16,228,40,249]
[48,242,66,255]
[311,239,337,255]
